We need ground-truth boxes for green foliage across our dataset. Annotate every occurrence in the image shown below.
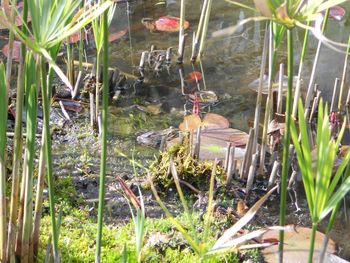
[291,100,350,222]
[290,99,350,262]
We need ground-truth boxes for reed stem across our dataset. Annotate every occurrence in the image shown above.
[21,84,37,263]
[0,63,7,262]
[292,21,310,118]
[308,223,318,263]
[304,9,329,111]
[40,56,59,261]
[95,3,109,261]
[198,0,213,59]
[6,2,28,258]
[279,28,293,262]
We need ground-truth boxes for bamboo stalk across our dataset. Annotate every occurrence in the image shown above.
[198,0,213,59]
[330,78,340,113]
[240,128,254,178]
[245,153,258,195]
[178,0,186,58]
[191,0,209,61]
[277,63,284,114]
[252,23,269,154]
[304,10,330,111]
[6,2,28,256]
[224,142,231,172]
[268,161,279,189]
[226,144,235,185]
[292,21,310,118]
[338,36,350,112]
[309,89,321,122]
[259,24,276,173]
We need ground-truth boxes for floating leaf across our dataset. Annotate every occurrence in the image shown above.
[194,128,249,160]
[186,71,202,83]
[202,113,230,129]
[142,16,190,32]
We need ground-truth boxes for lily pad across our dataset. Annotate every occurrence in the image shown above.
[142,16,190,32]
[185,71,202,83]
[262,225,337,263]
[248,74,300,95]
[179,113,229,131]
[202,113,230,129]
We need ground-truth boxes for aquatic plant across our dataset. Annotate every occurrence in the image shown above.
[91,1,116,132]
[219,1,350,261]
[0,0,113,261]
[95,0,111,262]
[149,161,279,261]
[0,63,7,262]
[291,100,350,263]
[129,187,146,263]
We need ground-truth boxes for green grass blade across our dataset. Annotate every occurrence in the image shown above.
[21,83,37,262]
[327,146,350,201]
[203,159,217,244]
[320,174,350,220]
[290,108,314,213]
[148,174,202,255]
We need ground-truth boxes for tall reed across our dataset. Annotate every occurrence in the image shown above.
[0,63,7,262]
[0,1,113,261]
[6,1,29,260]
[95,1,110,261]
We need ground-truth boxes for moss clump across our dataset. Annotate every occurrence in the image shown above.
[149,136,225,189]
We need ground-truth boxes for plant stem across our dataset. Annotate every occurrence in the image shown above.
[279,28,293,263]
[253,22,268,153]
[0,63,7,262]
[292,21,310,118]
[95,4,109,261]
[95,52,101,133]
[21,84,37,263]
[6,1,28,257]
[304,9,329,112]
[40,56,59,261]
[308,223,318,263]
[198,0,212,59]
[178,0,185,57]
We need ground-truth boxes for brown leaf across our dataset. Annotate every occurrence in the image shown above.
[262,225,336,263]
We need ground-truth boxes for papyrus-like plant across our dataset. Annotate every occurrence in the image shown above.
[291,100,350,263]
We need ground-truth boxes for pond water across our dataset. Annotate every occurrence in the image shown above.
[102,0,350,259]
